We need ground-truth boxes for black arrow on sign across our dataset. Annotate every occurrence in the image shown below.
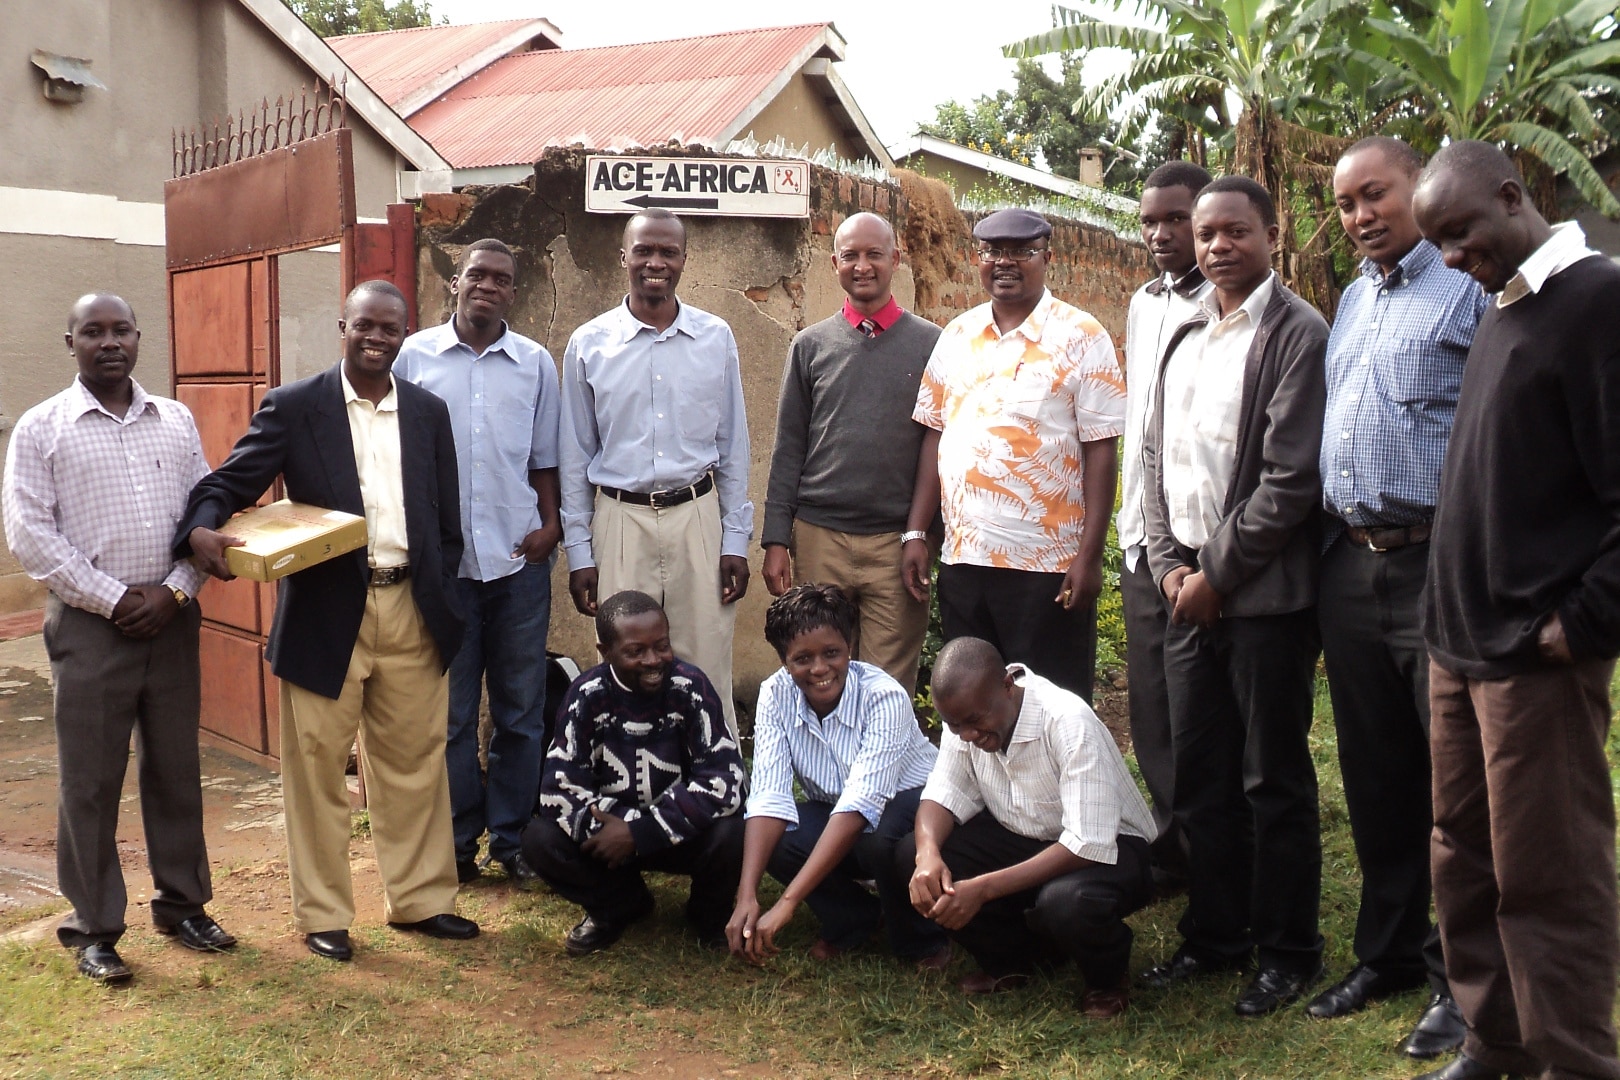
[622,194,721,210]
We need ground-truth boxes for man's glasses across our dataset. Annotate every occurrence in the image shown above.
[974,246,1047,264]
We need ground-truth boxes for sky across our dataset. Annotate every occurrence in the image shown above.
[421,0,1107,150]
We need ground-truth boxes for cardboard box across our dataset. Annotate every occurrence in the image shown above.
[220,500,369,582]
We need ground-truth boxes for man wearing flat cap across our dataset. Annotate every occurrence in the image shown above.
[905,208,1123,701]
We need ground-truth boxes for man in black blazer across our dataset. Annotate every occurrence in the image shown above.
[176,280,475,962]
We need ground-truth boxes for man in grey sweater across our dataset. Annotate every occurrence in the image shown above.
[762,213,941,693]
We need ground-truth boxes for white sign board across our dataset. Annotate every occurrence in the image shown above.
[585,156,810,218]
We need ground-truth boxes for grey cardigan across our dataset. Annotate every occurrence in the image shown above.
[1143,277,1328,617]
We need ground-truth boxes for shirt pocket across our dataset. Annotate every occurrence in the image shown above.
[675,364,725,446]
[1371,338,1463,407]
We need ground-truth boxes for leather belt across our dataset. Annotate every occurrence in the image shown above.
[369,565,411,587]
[600,472,714,510]
[1345,524,1431,553]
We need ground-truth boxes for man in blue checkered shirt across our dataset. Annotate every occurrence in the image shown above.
[1307,137,1487,1059]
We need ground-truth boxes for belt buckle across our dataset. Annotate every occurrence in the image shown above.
[648,489,671,510]
[1364,534,1389,554]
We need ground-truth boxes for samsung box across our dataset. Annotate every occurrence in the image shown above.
[220,500,369,582]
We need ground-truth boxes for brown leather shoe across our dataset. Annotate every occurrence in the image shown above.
[1080,983,1131,1019]
[808,938,849,961]
[957,971,1029,994]
[915,943,953,973]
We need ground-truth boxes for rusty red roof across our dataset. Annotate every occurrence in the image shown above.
[406,23,840,169]
[327,18,561,114]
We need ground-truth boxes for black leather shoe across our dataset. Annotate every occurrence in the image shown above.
[388,913,480,940]
[305,930,353,961]
[565,914,631,956]
[499,853,544,892]
[76,942,132,983]
[158,914,237,953]
[1406,993,1469,1060]
[456,859,482,884]
[1234,964,1323,1017]
[1306,964,1424,1018]
[1410,1052,1525,1079]
[1140,947,1245,989]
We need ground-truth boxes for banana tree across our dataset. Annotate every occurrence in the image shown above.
[1355,0,1620,216]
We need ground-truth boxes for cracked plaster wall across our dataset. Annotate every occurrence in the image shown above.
[414,148,1148,715]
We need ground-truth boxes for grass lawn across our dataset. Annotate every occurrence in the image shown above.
[2,671,1617,1079]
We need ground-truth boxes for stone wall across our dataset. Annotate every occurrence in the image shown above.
[415,147,1152,712]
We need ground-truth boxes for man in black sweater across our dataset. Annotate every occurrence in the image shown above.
[762,212,940,692]
[1409,141,1620,1080]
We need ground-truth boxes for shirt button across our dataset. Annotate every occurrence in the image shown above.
[144,522,151,528]
[657,451,664,457]
[136,485,144,492]
[657,413,664,419]
[474,428,481,434]
[656,375,662,381]
[1341,470,1350,477]
[1341,432,1350,440]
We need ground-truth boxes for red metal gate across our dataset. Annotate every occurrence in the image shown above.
[164,80,414,768]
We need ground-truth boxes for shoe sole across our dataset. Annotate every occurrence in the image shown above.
[154,926,237,953]
[81,966,133,984]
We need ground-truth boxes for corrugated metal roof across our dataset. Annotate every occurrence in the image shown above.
[409,23,836,169]
[327,19,557,111]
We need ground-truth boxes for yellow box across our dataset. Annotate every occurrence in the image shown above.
[220,500,369,582]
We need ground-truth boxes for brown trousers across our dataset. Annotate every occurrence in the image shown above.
[1430,658,1620,1080]
[789,519,930,694]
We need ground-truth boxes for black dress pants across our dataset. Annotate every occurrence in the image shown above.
[937,562,1098,703]
[1318,535,1447,992]
[1121,556,1185,878]
[45,597,211,948]
[895,814,1153,988]
[1164,607,1323,975]
[522,813,743,937]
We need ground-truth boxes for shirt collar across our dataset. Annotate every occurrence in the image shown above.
[1004,664,1043,747]
[791,661,863,730]
[980,289,1054,343]
[1360,238,1441,289]
[432,318,518,361]
[841,296,904,332]
[617,295,693,343]
[1201,272,1274,326]
[1499,222,1598,307]
[1146,265,1207,298]
[340,368,399,412]
[69,376,155,424]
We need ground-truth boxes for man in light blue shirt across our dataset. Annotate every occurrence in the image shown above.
[396,238,562,889]
[559,209,752,736]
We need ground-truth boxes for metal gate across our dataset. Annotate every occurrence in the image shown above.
[164,78,415,768]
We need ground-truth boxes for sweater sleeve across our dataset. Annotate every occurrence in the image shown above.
[536,678,607,843]
[624,669,746,853]
[1556,341,1620,661]
[1199,312,1328,596]
[762,336,812,548]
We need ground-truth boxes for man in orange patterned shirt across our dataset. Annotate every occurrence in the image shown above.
[903,208,1125,702]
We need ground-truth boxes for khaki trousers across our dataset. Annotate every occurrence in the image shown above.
[593,487,737,738]
[789,519,930,694]
[281,582,457,933]
[1430,658,1620,1080]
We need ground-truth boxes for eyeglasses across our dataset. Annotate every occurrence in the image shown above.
[974,245,1047,264]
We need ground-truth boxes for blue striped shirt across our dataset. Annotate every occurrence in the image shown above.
[1321,241,1487,528]
[746,661,937,829]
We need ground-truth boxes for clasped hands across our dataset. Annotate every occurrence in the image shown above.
[725,893,799,964]
[1161,565,1222,628]
[907,852,986,931]
[581,806,637,868]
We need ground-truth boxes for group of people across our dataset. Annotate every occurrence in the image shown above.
[1,132,1614,1080]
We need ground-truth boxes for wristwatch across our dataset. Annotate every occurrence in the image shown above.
[900,531,928,545]
[167,585,191,608]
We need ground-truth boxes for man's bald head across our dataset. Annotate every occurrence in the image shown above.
[832,212,900,311]
[68,293,135,333]
[833,212,896,251]
[931,637,1006,701]
[1412,139,1550,294]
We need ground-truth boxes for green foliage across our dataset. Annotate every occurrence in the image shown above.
[920,59,1136,190]
[288,0,439,37]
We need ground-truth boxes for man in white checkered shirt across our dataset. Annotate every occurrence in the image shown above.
[2,293,235,986]
[899,637,1155,1018]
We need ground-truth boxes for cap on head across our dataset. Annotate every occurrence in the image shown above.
[972,208,1053,243]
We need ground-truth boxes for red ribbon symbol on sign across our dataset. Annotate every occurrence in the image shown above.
[775,166,802,193]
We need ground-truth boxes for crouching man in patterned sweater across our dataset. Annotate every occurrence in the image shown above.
[522,590,746,955]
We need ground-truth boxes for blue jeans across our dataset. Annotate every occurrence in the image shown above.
[447,558,552,864]
[767,787,946,959]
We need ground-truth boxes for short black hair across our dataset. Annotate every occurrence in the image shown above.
[764,583,858,659]
[1421,139,1523,192]
[1342,136,1424,177]
[459,237,516,273]
[344,279,409,316]
[623,207,687,247]
[1144,160,1214,199]
[930,637,1006,701]
[67,293,136,333]
[597,590,666,647]
[1197,175,1278,228]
